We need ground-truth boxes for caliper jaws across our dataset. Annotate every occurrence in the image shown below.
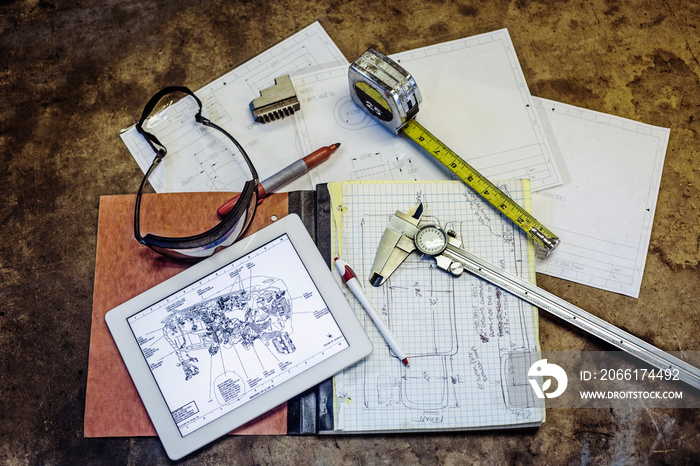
[369,203,423,287]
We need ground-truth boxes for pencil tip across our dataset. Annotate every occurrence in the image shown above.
[334,142,341,148]
[402,358,409,366]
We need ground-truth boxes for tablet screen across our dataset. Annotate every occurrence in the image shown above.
[126,233,349,437]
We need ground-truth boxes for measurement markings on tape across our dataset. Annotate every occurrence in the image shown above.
[348,48,560,255]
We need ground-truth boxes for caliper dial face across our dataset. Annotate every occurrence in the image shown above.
[415,225,448,256]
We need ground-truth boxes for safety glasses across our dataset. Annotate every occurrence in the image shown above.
[134,86,259,260]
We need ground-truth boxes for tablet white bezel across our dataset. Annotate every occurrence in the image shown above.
[106,214,372,460]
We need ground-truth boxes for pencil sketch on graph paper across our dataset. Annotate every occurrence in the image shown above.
[332,181,544,432]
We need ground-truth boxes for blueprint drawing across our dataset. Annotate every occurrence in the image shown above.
[120,22,348,193]
[293,29,562,191]
[532,97,670,297]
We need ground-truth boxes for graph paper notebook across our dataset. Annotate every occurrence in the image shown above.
[324,180,545,433]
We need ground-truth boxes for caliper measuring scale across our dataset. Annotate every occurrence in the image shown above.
[370,203,700,391]
[348,48,560,256]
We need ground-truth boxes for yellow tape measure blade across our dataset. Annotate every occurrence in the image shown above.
[401,120,560,253]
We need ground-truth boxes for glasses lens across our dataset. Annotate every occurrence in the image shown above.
[134,86,260,261]
[144,184,258,260]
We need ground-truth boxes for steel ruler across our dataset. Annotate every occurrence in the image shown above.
[370,204,700,391]
[431,229,700,391]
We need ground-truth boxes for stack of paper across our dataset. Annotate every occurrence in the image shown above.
[120,23,669,299]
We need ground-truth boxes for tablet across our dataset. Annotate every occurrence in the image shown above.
[106,214,372,460]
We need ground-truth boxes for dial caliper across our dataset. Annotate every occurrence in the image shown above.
[370,203,700,391]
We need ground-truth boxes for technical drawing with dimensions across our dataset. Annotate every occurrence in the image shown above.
[293,29,563,191]
[126,234,349,437]
[119,22,348,194]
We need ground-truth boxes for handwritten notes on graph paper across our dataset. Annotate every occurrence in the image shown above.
[328,180,544,432]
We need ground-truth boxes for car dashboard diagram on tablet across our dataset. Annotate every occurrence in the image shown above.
[159,275,295,383]
[126,233,349,437]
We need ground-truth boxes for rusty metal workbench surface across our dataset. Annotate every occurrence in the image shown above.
[1,0,698,464]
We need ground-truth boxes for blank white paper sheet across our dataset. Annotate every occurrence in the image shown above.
[532,97,670,298]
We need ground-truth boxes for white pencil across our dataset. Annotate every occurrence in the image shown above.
[334,257,409,366]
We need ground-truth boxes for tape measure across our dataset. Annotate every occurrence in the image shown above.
[348,48,560,255]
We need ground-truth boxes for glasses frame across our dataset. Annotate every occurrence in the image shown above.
[133,86,259,261]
